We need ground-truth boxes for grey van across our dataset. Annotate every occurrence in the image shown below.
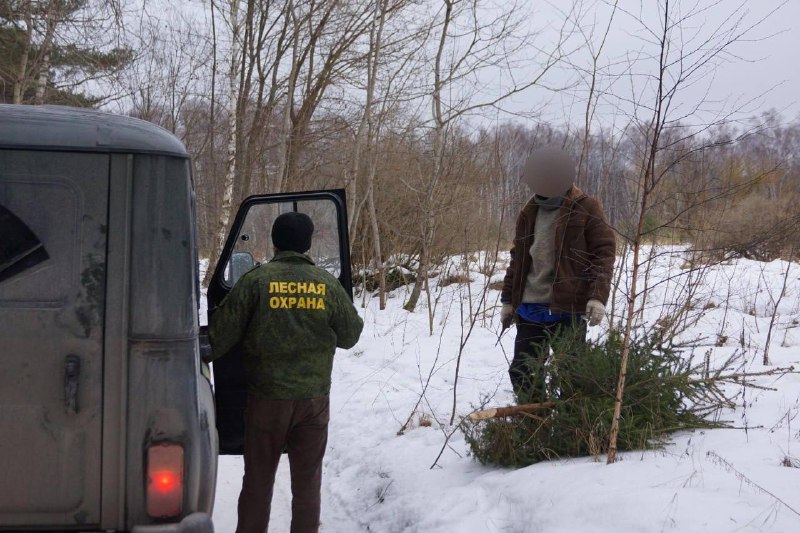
[0,105,217,532]
[0,105,353,532]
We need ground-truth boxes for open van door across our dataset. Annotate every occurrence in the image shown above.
[206,189,352,454]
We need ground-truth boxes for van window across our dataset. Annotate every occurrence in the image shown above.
[224,198,342,287]
[128,156,196,337]
[0,204,50,284]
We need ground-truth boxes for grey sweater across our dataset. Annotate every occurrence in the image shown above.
[521,202,559,304]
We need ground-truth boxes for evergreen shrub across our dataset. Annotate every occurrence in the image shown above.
[463,330,729,467]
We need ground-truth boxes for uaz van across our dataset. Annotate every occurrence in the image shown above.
[0,105,353,532]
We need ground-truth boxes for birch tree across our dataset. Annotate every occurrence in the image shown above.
[606,0,779,463]
[204,0,242,286]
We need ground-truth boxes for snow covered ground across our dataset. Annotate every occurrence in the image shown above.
[204,249,800,532]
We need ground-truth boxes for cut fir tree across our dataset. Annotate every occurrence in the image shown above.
[462,329,793,468]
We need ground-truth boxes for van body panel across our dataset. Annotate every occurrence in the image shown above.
[123,153,216,530]
[130,512,214,533]
[0,150,108,528]
[0,104,188,157]
[129,156,196,339]
[0,106,217,532]
[123,339,218,529]
[101,154,134,528]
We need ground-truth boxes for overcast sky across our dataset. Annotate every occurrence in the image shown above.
[142,0,799,130]
[496,0,800,128]
[611,0,799,119]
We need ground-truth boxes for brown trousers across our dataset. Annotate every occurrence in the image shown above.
[236,395,330,533]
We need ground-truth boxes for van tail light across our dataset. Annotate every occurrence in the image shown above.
[147,443,184,518]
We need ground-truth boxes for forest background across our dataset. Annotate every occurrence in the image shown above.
[2,0,799,307]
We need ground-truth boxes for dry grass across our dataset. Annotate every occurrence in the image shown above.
[692,194,800,262]
[418,414,433,428]
[781,455,800,468]
[488,280,504,291]
[438,273,473,287]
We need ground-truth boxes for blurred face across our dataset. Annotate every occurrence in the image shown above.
[521,147,575,197]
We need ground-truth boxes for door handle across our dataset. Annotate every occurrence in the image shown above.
[65,355,81,414]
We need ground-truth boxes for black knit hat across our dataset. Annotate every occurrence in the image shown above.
[271,212,314,253]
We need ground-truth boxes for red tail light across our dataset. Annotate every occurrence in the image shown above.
[147,443,184,518]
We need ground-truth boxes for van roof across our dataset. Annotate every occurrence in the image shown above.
[0,105,189,157]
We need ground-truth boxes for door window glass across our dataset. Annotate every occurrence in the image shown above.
[0,180,77,309]
[0,179,77,305]
[224,199,341,287]
[0,204,50,283]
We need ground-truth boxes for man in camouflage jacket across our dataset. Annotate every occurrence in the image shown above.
[209,211,363,533]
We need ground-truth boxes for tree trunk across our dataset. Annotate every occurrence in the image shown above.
[34,51,49,103]
[351,0,389,306]
[366,181,386,309]
[13,9,33,104]
[203,0,241,287]
[404,0,451,314]
[275,1,299,193]
[34,2,59,105]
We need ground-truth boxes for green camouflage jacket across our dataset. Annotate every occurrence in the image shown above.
[209,251,364,400]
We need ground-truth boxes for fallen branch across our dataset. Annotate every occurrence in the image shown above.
[468,402,556,421]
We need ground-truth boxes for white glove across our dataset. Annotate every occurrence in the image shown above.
[500,303,514,328]
[585,299,605,326]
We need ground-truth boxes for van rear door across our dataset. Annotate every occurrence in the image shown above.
[0,151,107,529]
[206,189,352,454]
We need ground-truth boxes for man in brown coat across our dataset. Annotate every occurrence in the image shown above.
[500,147,615,399]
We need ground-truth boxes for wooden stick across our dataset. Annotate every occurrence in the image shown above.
[468,402,555,421]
